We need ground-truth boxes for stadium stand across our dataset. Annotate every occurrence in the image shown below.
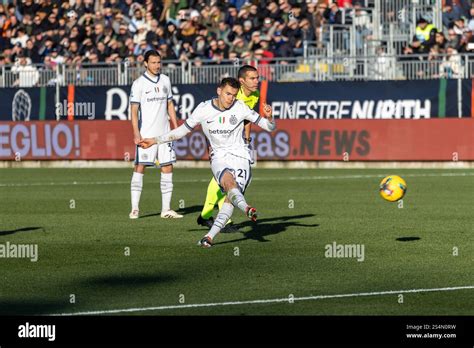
[1,0,474,85]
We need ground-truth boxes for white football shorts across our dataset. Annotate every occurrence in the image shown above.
[135,142,176,167]
[211,153,252,194]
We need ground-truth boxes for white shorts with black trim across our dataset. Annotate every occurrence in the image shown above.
[211,153,252,194]
[135,142,176,167]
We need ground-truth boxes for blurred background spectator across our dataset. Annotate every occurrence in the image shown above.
[2,0,474,83]
[0,0,375,66]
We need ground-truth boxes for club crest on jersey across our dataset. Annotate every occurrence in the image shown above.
[163,86,169,95]
[230,115,238,125]
[219,116,225,124]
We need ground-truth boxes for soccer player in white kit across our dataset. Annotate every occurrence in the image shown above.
[139,78,275,247]
[129,50,183,219]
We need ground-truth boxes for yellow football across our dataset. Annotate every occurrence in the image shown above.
[379,175,407,202]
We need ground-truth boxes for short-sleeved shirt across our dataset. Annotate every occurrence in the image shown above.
[184,99,262,160]
[130,72,173,138]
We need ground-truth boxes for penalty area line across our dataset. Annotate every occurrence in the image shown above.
[52,285,474,316]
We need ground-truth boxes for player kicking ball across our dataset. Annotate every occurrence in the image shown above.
[197,65,260,229]
[139,78,275,247]
[129,50,183,219]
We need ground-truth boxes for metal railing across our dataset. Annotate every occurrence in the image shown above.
[2,54,474,87]
[60,64,119,86]
[308,7,376,58]
[300,1,442,59]
[323,25,356,57]
[373,0,443,55]
[290,54,468,81]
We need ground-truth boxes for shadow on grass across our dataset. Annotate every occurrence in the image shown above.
[140,205,202,219]
[214,214,319,245]
[81,273,179,288]
[396,237,421,242]
[0,227,44,236]
[176,205,203,215]
[0,299,68,315]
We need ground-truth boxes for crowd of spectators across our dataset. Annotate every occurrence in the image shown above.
[398,1,474,78]
[3,0,474,81]
[0,0,377,69]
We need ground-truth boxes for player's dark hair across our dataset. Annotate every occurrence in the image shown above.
[144,50,161,62]
[218,77,240,90]
[238,65,257,79]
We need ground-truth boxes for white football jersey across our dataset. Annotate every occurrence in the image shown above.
[130,71,173,138]
[184,99,262,160]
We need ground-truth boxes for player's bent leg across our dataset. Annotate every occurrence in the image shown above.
[160,164,183,218]
[220,171,257,222]
[198,201,234,248]
[130,165,145,219]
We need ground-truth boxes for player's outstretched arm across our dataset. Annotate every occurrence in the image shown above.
[140,101,204,148]
[139,124,192,149]
[257,117,276,132]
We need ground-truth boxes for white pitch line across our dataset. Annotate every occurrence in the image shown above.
[1,172,473,188]
[53,285,474,316]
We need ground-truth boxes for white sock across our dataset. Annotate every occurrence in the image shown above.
[161,172,173,212]
[227,188,249,213]
[206,202,234,240]
[131,172,143,211]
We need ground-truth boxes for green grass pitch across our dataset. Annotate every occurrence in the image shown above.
[0,168,473,315]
